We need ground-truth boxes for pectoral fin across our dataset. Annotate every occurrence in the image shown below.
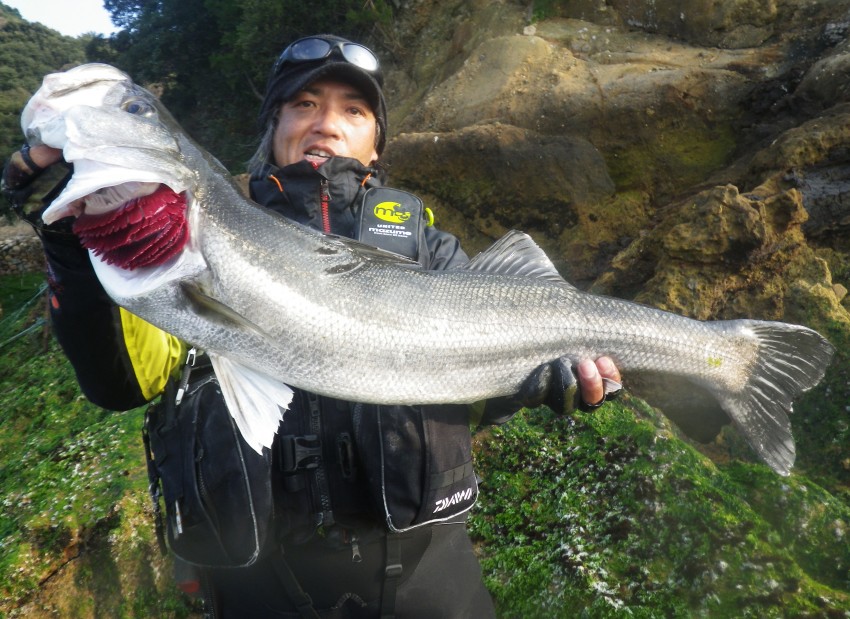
[181,281,267,334]
[208,353,293,453]
[180,284,291,452]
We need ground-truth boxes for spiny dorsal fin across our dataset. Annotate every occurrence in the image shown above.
[461,230,573,285]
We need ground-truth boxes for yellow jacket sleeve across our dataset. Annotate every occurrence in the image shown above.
[119,307,186,400]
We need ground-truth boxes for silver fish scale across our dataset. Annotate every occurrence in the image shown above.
[195,190,758,404]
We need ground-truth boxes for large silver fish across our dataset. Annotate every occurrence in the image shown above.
[23,63,834,475]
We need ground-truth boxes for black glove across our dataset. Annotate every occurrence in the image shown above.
[516,356,622,415]
[2,143,73,231]
[474,357,623,426]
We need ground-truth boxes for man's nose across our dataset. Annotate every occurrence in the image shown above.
[312,108,342,136]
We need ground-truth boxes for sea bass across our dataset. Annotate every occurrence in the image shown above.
[23,63,834,475]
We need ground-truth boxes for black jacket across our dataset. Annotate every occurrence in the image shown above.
[36,155,506,540]
[248,158,482,539]
[250,158,468,270]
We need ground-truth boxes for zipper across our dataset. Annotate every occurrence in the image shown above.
[307,392,334,527]
[320,179,331,233]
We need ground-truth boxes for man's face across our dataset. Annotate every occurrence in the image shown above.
[273,78,379,168]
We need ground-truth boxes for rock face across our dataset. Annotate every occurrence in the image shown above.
[0,229,42,276]
[382,0,850,472]
[384,0,850,297]
[377,5,850,614]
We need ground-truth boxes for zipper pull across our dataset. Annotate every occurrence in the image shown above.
[320,179,331,233]
[350,532,362,563]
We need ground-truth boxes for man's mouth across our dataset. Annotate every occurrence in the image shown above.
[304,148,334,165]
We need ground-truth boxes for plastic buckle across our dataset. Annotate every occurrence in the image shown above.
[174,347,199,406]
[385,563,403,578]
[280,435,322,472]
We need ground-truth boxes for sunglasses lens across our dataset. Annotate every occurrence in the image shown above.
[288,38,332,61]
[342,44,379,72]
[275,38,381,80]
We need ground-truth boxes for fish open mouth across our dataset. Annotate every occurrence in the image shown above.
[73,184,189,270]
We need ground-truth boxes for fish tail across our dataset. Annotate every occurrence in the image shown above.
[716,320,834,476]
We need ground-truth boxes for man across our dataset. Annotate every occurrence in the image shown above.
[4,35,620,618]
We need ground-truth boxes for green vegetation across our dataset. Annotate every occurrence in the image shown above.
[0,4,86,168]
[471,403,850,618]
[0,273,193,616]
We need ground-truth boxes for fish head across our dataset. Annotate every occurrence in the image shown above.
[22,63,196,226]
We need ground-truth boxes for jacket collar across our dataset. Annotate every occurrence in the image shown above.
[249,157,380,236]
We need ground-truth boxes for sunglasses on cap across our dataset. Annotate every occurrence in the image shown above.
[273,37,382,84]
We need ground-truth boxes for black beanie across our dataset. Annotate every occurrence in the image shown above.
[258,35,387,155]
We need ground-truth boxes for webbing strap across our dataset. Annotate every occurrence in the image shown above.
[429,460,474,490]
[142,405,167,556]
[380,534,403,619]
[272,548,321,619]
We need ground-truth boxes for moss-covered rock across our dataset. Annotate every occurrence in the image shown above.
[471,403,850,617]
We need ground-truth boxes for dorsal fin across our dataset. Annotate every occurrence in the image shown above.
[461,230,573,285]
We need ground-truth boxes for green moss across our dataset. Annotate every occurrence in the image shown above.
[606,124,737,196]
[471,398,850,617]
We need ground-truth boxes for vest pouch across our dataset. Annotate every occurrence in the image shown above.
[144,376,274,567]
[356,404,479,532]
[356,187,426,261]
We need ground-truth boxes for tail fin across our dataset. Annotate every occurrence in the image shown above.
[717,320,834,476]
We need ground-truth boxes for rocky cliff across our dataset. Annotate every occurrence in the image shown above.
[383,0,850,469]
[378,1,850,614]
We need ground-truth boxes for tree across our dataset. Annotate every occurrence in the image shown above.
[0,4,85,168]
[100,0,395,170]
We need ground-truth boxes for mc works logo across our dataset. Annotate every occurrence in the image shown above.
[373,201,411,224]
[433,487,475,513]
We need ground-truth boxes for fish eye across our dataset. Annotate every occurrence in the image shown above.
[122,98,155,116]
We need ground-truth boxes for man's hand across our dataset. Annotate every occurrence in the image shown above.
[23,144,63,171]
[3,144,63,187]
[2,144,68,226]
[576,356,622,409]
[515,355,623,415]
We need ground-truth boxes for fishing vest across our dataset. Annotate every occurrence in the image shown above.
[271,174,477,542]
[145,370,479,567]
